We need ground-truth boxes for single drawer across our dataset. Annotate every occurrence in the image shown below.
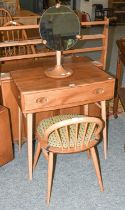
[22,79,114,113]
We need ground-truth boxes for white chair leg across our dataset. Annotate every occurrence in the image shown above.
[90,147,104,192]
[47,152,54,205]
[33,142,41,169]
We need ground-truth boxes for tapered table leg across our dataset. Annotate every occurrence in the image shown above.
[27,113,33,180]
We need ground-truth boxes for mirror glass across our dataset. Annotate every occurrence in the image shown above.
[39,4,80,51]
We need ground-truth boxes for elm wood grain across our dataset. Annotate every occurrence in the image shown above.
[0,56,110,143]
[0,105,13,166]
[10,56,115,180]
[10,57,114,114]
[0,57,85,141]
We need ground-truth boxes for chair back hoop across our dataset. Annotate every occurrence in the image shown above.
[0,8,12,26]
[1,21,36,57]
[43,117,103,152]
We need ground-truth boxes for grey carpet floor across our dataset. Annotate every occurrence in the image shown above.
[1,114,125,210]
[1,25,125,210]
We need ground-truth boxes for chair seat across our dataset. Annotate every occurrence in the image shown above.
[37,114,96,149]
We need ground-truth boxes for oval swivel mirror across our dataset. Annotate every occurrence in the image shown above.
[39,3,80,78]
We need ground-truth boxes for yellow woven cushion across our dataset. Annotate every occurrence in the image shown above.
[37,114,95,148]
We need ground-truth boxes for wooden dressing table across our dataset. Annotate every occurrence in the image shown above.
[9,56,115,180]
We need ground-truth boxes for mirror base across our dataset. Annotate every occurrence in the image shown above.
[44,65,73,78]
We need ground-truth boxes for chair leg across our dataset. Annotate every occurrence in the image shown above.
[101,100,107,159]
[113,95,119,119]
[33,142,41,169]
[47,152,54,205]
[90,147,104,192]
[18,107,22,153]
[113,57,122,118]
[86,150,91,159]
[43,149,49,161]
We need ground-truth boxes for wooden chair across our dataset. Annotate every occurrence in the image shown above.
[67,18,109,159]
[0,8,12,26]
[33,114,104,205]
[0,21,36,152]
[1,21,36,58]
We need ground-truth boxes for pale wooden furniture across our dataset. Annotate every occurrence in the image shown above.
[0,19,109,63]
[113,39,125,117]
[9,56,115,180]
[0,8,12,26]
[12,9,40,25]
[0,105,13,166]
[0,20,113,179]
[1,21,36,57]
[34,115,104,204]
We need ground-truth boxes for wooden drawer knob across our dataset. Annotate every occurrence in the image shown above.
[94,88,104,94]
[36,97,48,103]
[69,83,76,88]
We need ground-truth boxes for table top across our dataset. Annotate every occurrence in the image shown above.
[8,56,115,114]
[13,9,40,19]
[10,56,114,93]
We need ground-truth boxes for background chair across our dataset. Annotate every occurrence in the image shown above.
[34,114,104,204]
[0,21,36,152]
[0,8,12,26]
[1,21,36,58]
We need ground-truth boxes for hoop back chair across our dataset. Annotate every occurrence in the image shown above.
[0,8,12,26]
[34,114,104,204]
[1,21,36,57]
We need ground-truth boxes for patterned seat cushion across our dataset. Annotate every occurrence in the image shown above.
[37,114,95,148]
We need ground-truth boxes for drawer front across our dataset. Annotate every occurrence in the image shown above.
[23,80,114,113]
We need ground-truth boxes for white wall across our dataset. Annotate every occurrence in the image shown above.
[76,0,108,19]
[92,0,108,8]
[80,0,93,16]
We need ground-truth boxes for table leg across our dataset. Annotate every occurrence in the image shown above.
[101,100,107,160]
[18,106,22,153]
[27,113,33,180]
[113,56,122,118]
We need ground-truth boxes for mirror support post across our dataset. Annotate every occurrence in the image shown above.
[56,51,61,66]
[44,51,73,78]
